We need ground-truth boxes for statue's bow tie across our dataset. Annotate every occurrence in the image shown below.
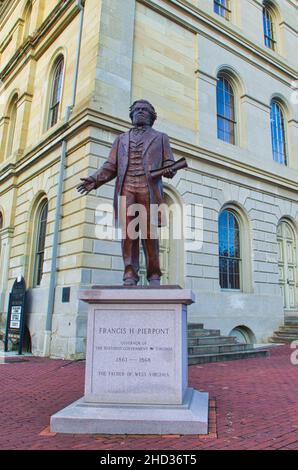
[132,127,147,134]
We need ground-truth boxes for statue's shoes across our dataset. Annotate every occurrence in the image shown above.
[123,278,138,286]
[149,279,160,287]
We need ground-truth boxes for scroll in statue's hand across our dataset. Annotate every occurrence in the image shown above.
[77,177,96,195]
[163,167,177,178]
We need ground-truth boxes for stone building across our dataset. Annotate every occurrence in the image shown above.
[0,0,297,358]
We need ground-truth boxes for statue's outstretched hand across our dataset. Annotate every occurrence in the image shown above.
[77,177,96,195]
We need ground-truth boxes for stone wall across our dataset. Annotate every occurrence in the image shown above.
[0,0,297,357]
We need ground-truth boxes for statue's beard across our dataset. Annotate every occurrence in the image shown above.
[132,115,151,127]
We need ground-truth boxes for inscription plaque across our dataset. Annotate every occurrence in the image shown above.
[84,304,187,405]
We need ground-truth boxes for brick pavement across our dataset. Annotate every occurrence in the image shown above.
[0,345,297,450]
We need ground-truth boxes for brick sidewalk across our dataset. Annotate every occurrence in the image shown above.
[0,345,297,450]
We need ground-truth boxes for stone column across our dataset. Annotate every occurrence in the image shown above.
[196,69,217,147]
[93,0,136,120]
[10,92,32,161]
[240,95,272,161]
[30,0,46,33]
[238,0,264,47]
[0,227,14,314]
[288,119,298,170]
[0,117,9,162]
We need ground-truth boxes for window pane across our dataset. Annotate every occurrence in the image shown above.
[219,257,228,289]
[228,259,240,290]
[48,57,64,128]
[263,6,275,50]
[217,116,225,141]
[217,76,235,144]
[270,101,287,165]
[34,201,48,287]
[214,0,230,20]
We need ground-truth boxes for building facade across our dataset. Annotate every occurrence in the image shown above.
[0,0,297,358]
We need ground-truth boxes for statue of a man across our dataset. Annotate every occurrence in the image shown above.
[77,100,176,286]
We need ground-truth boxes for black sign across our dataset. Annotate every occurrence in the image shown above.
[4,277,27,355]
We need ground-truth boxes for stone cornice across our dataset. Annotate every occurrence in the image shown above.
[195,69,217,85]
[0,0,77,80]
[280,21,298,37]
[240,94,271,112]
[139,0,298,81]
[0,227,14,238]
[285,0,298,10]
[0,109,298,199]
[0,0,18,25]
[288,119,298,126]
[0,17,24,53]
[246,0,263,9]
[17,91,34,107]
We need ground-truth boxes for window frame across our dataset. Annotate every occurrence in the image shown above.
[218,209,242,291]
[33,200,48,288]
[6,94,18,159]
[47,56,64,130]
[216,74,236,145]
[262,3,276,50]
[270,100,288,166]
[214,0,231,21]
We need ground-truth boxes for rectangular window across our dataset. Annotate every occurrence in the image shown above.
[219,257,241,289]
[217,115,235,144]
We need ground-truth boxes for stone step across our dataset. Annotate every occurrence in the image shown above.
[188,328,221,338]
[285,316,298,323]
[188,323,204,330]
[188,349,269,365]
[269,334,298,344]
[188,343,249,356]
[188,335,238,347]
[279,326,298,333]
[269,339,292,344]
[273,331,298,338]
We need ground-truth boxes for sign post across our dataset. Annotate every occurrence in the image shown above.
[4,277,27,355]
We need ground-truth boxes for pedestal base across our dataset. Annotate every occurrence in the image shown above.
[50,288,209,435]
[51,387,208,435]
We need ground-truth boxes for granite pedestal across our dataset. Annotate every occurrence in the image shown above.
[51,287,209,435]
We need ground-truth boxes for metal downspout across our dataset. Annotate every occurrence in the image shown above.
[43,0,85,356]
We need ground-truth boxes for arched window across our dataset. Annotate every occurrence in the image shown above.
[216,74,236,144]
[33,200,48,287]
[139,190,184,286]
[263,2,276,50]
[23,1,32,40]
[218,210,241,289]
[47,56,64,129]
[214,0,231,20]
[6,94,18,158]
[270,100,287,165]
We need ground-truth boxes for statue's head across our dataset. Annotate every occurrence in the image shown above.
[129,100,157,127]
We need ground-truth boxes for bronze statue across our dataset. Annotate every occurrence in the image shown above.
[77,100,186,287]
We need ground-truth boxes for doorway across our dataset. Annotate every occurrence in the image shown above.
[277,220,298,311]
